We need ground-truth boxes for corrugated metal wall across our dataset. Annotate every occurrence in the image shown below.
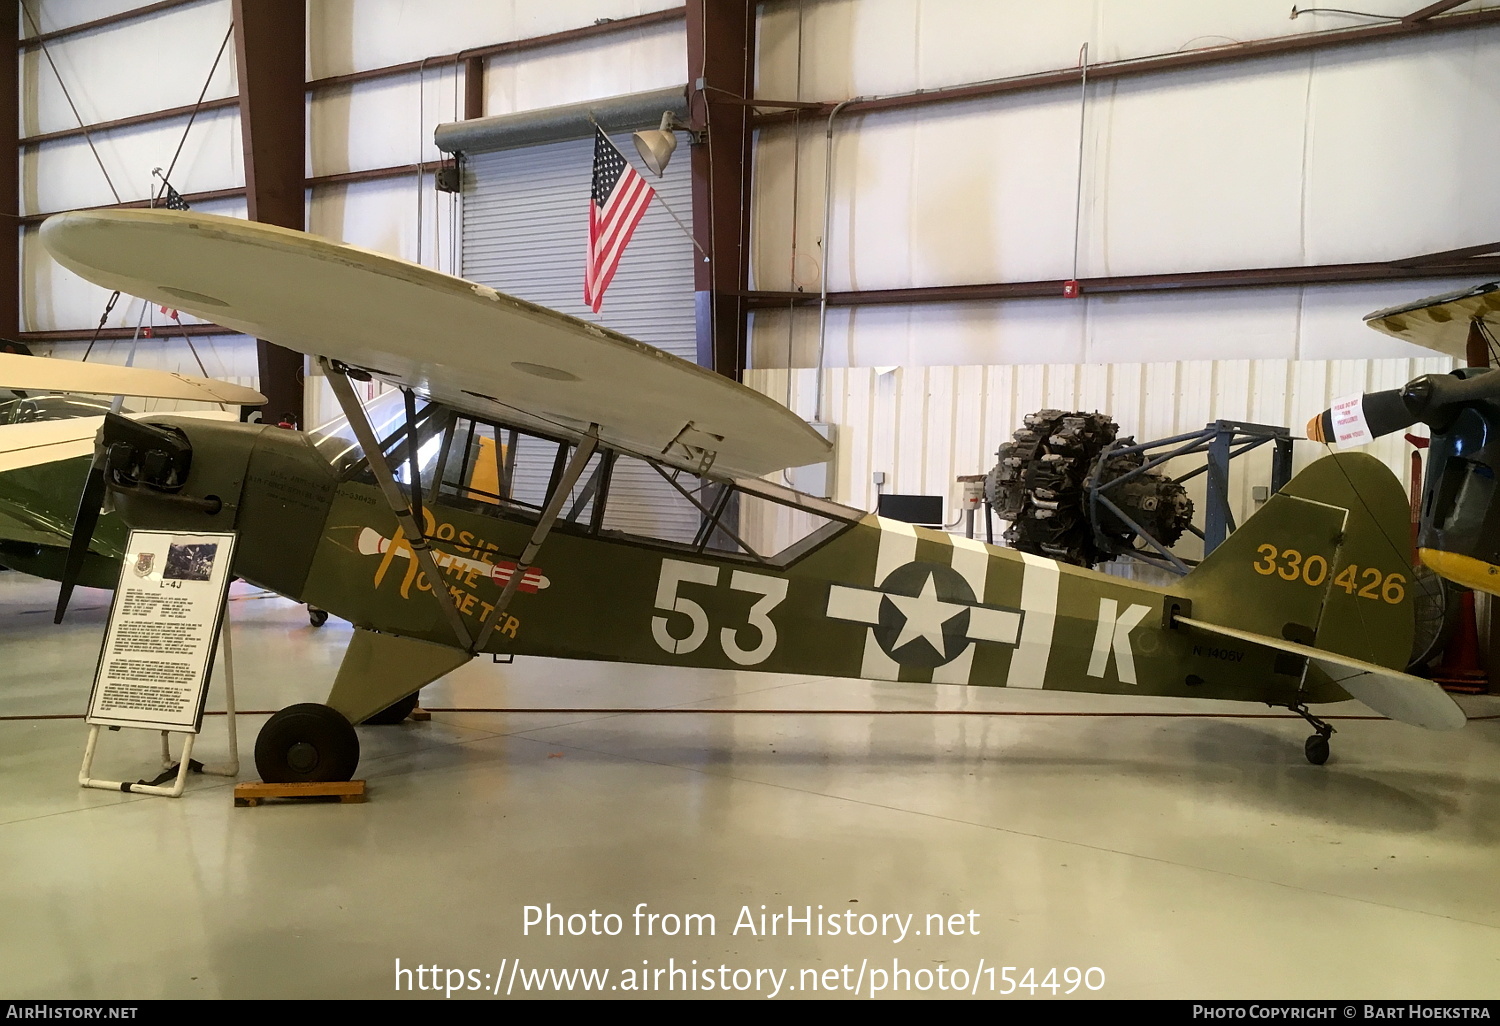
[460,133,696,357]
[460,132,700,542]
[748,356,1454,565]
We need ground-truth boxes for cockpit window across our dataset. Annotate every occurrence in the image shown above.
[333,403,859,566]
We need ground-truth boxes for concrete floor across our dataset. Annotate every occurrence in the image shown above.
[1,573,1498,1001]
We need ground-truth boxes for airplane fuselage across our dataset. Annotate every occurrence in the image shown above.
[91,415,1408,711]
[294,481,1350,706]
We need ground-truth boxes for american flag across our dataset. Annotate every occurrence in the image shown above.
[161,182,190,210]
[157,180,189,319]
[584,127,654,313]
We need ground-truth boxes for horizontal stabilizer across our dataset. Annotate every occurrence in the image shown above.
[1177,616,1466,731]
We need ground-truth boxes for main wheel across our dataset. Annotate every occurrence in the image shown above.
[361,692,419,725]
[1304,734,1331,766]
[255,703,360,782]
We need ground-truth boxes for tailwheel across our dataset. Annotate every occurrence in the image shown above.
[308,607,330,628]
[361,692,419,725]
[1288,702,1335,766]
[1304,734,1331,766]
[254,703,360,783]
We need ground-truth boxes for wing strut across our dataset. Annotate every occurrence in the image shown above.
[322,358,473,650]
[471,427,599,654]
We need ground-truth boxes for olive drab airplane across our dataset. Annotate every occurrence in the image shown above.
[32,208,1467,783]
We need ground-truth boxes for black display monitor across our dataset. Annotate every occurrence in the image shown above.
[877,494,944,527]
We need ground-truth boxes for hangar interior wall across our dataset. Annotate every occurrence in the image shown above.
[18,0,684,422]
[13,1,1494,500]
[748,356,1454,566]
[740,0,1494,527]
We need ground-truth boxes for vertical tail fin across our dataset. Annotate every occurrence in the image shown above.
[1183,452,1414,672]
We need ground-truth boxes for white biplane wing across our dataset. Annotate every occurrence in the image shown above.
[0,351,265,406]
[0,410,242,475]
[1364,281,1500,359]
[39,209,833,479]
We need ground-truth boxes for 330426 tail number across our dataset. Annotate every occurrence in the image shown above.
[1253,544,1405,604]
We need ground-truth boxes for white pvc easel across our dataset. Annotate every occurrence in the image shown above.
[79,612,240,798]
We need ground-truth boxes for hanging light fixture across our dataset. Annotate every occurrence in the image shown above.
[632,112,690,176]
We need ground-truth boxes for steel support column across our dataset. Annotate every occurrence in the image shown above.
[686,0,754,379]
[233,0,305,425]
[0,0,17,339]
[1467,320,1492,369]
[464,56,484,120]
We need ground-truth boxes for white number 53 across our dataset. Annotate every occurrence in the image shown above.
[651,558,789,666]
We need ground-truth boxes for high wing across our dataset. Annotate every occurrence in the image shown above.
[38,209,833,480]
[1364,281,1500,358]
[0,352,266,405]
[1176,616,1466,731]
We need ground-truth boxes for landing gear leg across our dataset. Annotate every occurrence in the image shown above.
[1288,702,1335,765]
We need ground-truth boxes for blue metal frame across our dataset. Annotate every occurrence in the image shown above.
[1084,420,1293,576]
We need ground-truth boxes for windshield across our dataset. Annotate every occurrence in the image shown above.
[309,389,411,473]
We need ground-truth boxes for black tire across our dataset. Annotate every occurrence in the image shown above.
[1304,734,1331,766]
[308,607,330,628]
[361,692,419,726]
[254,703,360,783]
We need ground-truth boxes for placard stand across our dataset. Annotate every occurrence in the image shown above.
[80,722,198,797]
[78,613,241,796]
[78,530,238,798]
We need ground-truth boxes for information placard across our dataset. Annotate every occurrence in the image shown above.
[86,530,237,733]
[1328,392,1374,447]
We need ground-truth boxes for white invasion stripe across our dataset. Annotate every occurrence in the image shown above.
[1005,553,1059,689]
[873,518,918,585]
[860,629,902,681]
[827,585,882,625]
[948,536,990,598]
[933,536,992,685]
[932,646,973,685]
[968,607,1021,644]
[860,520,915,680]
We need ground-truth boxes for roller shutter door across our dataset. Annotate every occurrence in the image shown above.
[460,133,700,543]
